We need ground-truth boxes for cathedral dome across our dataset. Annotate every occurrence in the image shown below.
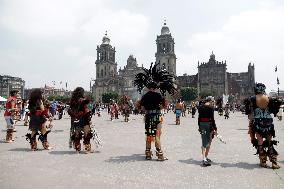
[126,55,137,68]
[210,51,215,61]
[102,32,110,45]
[161,22,170,35]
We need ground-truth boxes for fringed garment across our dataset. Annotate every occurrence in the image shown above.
[249,96,280,138]
[245,95,282,155]
[144,112,162,142]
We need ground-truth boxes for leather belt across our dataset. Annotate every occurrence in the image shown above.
[200,118,211,122]
[145,110,160,114]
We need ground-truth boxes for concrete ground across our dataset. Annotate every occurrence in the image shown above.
[0,110,284,189]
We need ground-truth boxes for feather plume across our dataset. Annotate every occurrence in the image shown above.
[134,62,177,96]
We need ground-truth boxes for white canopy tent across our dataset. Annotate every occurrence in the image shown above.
[0,96,7,102]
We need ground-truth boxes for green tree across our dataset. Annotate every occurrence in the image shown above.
[47,95,69,103]
[199,89,216,98]
[180,87,198,101]
[102,92,119,103]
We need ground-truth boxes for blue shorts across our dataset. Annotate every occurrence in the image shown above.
[5,116,14,129]
[176,109,181,118]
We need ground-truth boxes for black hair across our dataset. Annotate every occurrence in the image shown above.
[70,87,85,109]
[28,88,43,114]
[10,90,19,96]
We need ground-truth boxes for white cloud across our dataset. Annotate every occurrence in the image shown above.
[1,0,284,93]
[80,9,150,47]
[64,46,81,57]
[178,3,284,91]
[0,0,150,45]
[0,0,150,90]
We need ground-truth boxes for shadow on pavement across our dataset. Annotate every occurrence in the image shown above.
[179,159,204,167]
[167,124,178,126]
[1,129,19,132]
[217,162,260,169]
[14,124,28,127]
[49,150,77,155]
[105,154,146,163]
[179,158,260,169]
[9,148,33,152]
[51,130,64,133]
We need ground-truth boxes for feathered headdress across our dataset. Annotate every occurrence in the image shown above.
[134,62,177,96]
[254,83,266,95]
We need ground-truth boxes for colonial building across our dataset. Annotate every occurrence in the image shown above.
[0,75,25,99]
[227,63,255,98]
[93,22,255,102]
[25,85,72,100]
[177,52,255,99]
[118,55,144,100]
[177,73,198,89]
[197,52,228,97]
[155,22,177,76]
[94,32,121,101]
[93,33,144,101]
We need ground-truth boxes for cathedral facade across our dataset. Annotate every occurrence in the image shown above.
[177,52,255,99]
[93,22,255,102]
[155,22,176,76]
[197,52,228,97]
[93,33,144,101]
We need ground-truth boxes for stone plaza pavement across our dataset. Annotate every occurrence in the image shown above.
[0,110,284,189]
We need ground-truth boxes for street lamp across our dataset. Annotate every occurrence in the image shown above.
[90,78,95,94]
[277,78,280,96]
[52,81,56,95]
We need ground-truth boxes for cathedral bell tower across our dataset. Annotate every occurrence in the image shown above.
[155,21,177,76]
[95,31,117,80]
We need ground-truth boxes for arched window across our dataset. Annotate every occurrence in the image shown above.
[101,69,103,77]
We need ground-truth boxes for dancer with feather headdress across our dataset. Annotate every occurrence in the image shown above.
[134,62,176,161]
[245,83,282,169]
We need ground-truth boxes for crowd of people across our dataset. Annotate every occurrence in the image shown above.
[1,63,283,169]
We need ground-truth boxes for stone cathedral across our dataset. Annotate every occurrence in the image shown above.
[93,22,255,102]
[93,32,144,101]
[155,22,176,76]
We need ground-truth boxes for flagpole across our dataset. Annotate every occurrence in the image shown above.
[275,65,280,96]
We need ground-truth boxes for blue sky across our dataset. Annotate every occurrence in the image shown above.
[0,0,283,92]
